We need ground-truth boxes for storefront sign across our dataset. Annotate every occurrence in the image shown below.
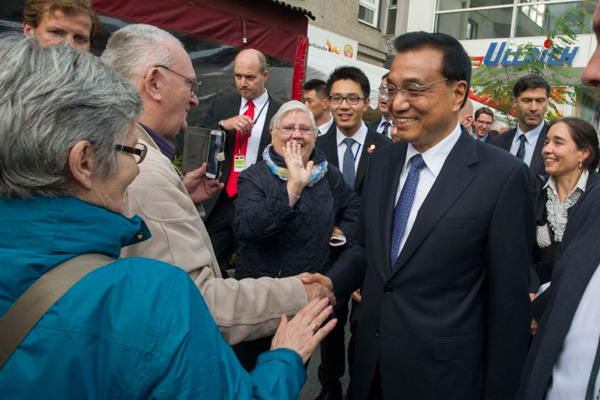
[483,41,579,67]
[308,25,357,61]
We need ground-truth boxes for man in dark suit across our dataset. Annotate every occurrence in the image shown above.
[202,49,281,271]
[314,66,391,400]
[367,72,393,139]
[309,31,533,400]
[490,74,550,180]
[303,79,335,136]
[518,5,600,399]
[473,106,494,142]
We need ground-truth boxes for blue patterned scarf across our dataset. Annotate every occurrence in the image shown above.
[263,145,328,187]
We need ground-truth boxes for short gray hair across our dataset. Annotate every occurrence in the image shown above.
[270,100,318,135]
[0,34,142,199]
[101,24,184,84]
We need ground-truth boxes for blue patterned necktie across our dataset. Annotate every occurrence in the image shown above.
[342,137,356,190]
[516,134,527,161]
[390,154,425,268]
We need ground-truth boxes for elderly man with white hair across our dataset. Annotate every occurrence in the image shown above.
[101,24,333,345]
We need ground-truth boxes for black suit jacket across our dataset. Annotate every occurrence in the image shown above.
[489,122,548,180]
[201,94,282,218]
[316,125,392,196]
[328,130,534,400]
[518,179,600,400]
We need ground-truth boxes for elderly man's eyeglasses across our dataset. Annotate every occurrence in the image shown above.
[328,95,365,105]
[155,65,202,97]
[115,143,148,164]
[381,78,448,101]
[278,125,315,135]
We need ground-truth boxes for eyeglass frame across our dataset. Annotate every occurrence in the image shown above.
[475,120,493,126]
[155,64,202,97]
[382,78,449,101]
[115,142,148,164]
[276,125,315,136]
[328,95,366,105]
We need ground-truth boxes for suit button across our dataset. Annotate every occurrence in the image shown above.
[384,286,393,295]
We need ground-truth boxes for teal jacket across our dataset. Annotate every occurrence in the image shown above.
[0,196,306,399]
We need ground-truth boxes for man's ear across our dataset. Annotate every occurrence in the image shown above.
[263,70,269,82]
[453,81,468,113]
[23,22,35,37]
[143,67,162,101]
[68,140,95,190]
[363,97,371,112]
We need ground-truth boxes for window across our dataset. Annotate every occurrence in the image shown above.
[386,4,397,35]
[359,0,380,27]
[435,0,591,40]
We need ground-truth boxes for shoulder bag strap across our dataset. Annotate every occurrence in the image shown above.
[0,253,114,368]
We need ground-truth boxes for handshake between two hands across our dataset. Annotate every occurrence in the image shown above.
[298,273,336,306]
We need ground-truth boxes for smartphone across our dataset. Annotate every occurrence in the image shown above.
[205,129,225,179]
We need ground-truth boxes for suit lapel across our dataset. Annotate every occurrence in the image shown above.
[356,130,379,192]
[257,96,277,156]
[529,122,548,177]
[321,129,339,166]
[379,143,407,276]
[389,132,478,277]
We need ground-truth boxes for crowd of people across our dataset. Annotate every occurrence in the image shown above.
[1,0,600,400]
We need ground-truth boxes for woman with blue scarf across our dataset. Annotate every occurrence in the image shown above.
[233,101,360,370]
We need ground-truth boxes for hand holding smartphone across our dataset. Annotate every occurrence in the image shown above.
[205,130,225,179]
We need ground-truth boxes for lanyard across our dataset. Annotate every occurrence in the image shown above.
[237,100,269,154]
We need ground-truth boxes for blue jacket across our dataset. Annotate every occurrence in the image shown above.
[0,196,305,399]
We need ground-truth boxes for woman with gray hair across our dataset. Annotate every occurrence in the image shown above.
[0,35,336,399]
[233,100,360,370]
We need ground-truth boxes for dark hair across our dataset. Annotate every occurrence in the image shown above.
[475,107,494,121]
[23,0,101,44]
[550,117,599,171]
[512,74,550,99]
[303,79,328,99]
[326,66,370,98]
[394,31,471,107]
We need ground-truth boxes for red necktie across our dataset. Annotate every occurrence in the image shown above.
[225,100,255,197]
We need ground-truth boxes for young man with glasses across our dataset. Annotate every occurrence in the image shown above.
[473,106,494,142]
[314,66,391,400]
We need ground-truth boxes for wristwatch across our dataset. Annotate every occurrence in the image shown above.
[218,120,226,131]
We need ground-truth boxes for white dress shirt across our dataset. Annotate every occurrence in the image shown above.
[336,123,368,173]
[318,114,334,136]
[509,121,545,167]
[375,117,393,138]
[546,263,600,400]
[393,123,462,257]
[240,90,269,167]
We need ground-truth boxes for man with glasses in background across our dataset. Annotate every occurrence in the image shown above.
[202,49,282,273]
[473,106,494,142]
[313,31,533,400]
[314,66,391,400]
[368,72,394,139]
[101,24,331,346]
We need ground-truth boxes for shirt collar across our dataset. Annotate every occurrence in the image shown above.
[242,90,269,112]
[405,123,462,178]
[139,123,175,160]
[545,169,589,195]
[336,122,368,147]
[516,121,545,144]
[318,114,334,134]
[478,133,489,142]
[378,117,392,130]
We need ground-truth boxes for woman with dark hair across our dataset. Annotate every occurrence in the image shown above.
[531,117,599,328]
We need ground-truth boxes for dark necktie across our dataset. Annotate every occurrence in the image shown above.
[516,134,527,161]
[585,335,600,400]
[225,100,255,197]
[390,154,425,268]
[382,121,391,138]
[342,138,356,191]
